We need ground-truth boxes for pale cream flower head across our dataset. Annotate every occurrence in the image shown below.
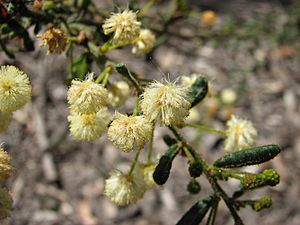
[102,9,141,44]
[132,29,156,55]
[36,28,67,54]
[220,88,237,104]
[224,115,257,152]
[107,113,152,152]
[140,80,191,126]
[108,81,131,108]
[141,162,156,189]
[104,166,146,206]
[0,66,31,112]
[0,148,12,182]
[0,112,12,133]
[68,107,110,141]
[67,73,108,114]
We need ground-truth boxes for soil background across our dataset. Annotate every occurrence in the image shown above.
[1,0,300,225]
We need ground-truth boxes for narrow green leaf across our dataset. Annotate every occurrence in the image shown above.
[213,144,280,168]
[188,76,209,107]
[153,144,179,185]
[176,196,214,225]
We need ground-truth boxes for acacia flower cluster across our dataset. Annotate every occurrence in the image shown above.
[107,113,152,152]
[67,73,110,141]
[141,80,191,126]
[104,167,146,206]
[102,9,141,45]
[102,10,156,54]
[224,115,257,151]
[132,29,156,55]
[0,66,32,133]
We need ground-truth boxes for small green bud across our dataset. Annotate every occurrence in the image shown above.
[187,179,201,194]
[252,196,272,212]
[188,76,209,107]
[153,144,179,185]
[260,169,280,186]
[188,160,203,178]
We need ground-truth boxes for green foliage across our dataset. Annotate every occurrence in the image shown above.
[213,144,280,168]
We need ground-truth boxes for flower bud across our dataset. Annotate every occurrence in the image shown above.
[187,179,201,194]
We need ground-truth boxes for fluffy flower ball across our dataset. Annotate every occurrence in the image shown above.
[104,167,146,206]
[36,28,67,54]
[108,113,152,152]
[102,9,141,44]
[132,29,156,55]
[0,111,12,133]
[141,163,156,189]
[108,81,130,108]
[68,108,110,141]
[0,66,31,112]
[224,115,257,152]
[67,74,108,114]
[141,81,191,126]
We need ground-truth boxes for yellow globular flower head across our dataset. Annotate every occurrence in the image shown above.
[0,148,12,182]
[141,163,156,189]
[141,80,191,126]
[104,166,146,206]
[107,113,152,152]
[108,81,131,108]
[68,107,110,141]
[0,111,12,133]
[36,28,67,54]
[67,73,108,114]
[200,10,218,28]
[224,115,257,152]
[132,29,156,55]
[0,66,31,112]
[0,188,13,220]
[102,9,141,45]
[220,88,237,105]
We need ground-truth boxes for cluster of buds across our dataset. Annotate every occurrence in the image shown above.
[0,66,32,133]
[67,73,110,141]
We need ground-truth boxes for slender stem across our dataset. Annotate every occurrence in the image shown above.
[102,73,110,87]
[95,65,112,84]
[147,122,155,163]
[184,123,227,135]
[208,177,244,225]
[128,148,142,176]
[168,126,244,225]
[182,146,195,162]
[133,93,139,116]
[206,200,219,225]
